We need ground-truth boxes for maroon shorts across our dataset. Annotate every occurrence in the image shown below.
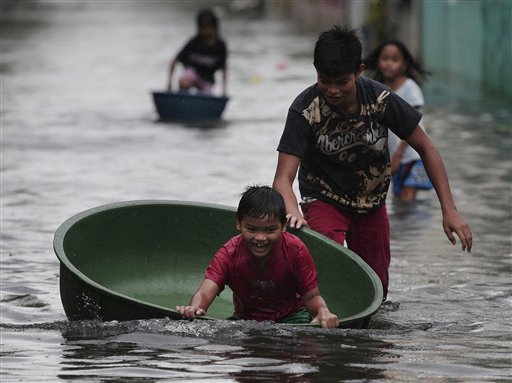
[301,199,390,299]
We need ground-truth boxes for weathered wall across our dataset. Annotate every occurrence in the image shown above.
[422,0,511,102]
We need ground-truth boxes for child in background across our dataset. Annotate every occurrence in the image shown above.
[176,185,339,329]
[364,39,432,201]
[168,8,228,96]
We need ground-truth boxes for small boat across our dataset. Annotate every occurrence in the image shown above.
[54,200,383,328]
[152,91,229,121]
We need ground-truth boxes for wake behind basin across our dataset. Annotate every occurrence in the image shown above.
[53,200,383,328]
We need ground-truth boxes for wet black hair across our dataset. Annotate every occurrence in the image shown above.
[197,8,218,29]
[363,39,430,85]
[236,185,287,226]
[313,25,362,77]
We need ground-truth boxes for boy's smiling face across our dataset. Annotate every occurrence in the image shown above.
[236,215,284,260]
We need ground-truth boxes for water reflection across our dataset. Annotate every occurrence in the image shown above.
[59,318,394,381]
[154,117,232,131]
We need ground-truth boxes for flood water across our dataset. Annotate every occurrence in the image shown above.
[1,1,511,382]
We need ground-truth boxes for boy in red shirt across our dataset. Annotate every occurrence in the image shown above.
[176,185,339,329]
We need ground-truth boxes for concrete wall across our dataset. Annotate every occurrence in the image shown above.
[422,0,511,102]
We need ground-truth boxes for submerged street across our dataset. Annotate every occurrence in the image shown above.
[1,1,511,381]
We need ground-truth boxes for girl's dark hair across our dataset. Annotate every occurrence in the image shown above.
[236,185,287,226]
[363,39,430,84]
[197,8,218,28]
[313,25,362,76]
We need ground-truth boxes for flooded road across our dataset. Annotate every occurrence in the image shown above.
[1,1,511,382]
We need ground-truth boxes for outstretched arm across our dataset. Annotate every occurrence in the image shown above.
[272,152,308,229]
[302,287,339,328]
[405,125,473,252]
[176,279,220,319]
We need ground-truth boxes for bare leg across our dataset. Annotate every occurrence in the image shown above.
[399,187,417,201]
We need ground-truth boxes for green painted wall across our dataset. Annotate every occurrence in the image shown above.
[422,0,512,102]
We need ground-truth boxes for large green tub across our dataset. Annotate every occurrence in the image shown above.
[54,200,382,328]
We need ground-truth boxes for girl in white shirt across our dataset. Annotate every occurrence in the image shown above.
[365,39,433,201]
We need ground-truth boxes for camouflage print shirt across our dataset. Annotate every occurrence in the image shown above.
[277,76,422,214]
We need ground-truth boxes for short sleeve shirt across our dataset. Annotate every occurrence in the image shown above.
[277,76,422,214]
[176,36,227,83]
[205,231,318,322]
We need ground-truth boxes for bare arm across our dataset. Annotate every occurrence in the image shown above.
[391,139,409,172]
[168,58,179,91]
[221,68,228,96]
[176,279,220,319]
[272,152,308,228]
[405,125,473,252]
[302,287,339,329]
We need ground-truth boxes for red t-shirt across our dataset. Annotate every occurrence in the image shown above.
[205,231,318,322]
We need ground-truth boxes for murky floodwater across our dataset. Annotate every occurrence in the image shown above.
[1,1,511,382]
